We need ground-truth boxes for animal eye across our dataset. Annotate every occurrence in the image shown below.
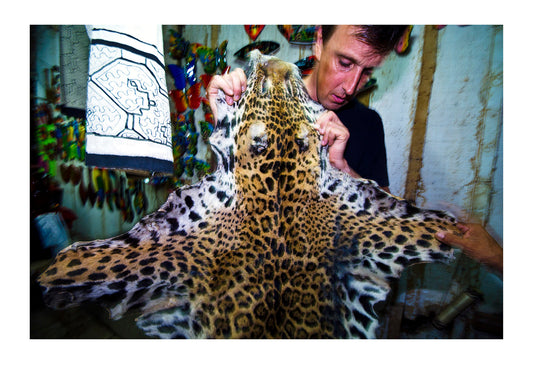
[251,138,268,154]
[295,138,308,152]
[295,123,310,152]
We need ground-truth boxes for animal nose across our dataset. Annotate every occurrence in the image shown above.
[43,289,75,310]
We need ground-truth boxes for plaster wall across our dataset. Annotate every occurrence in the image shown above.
[31,26,60,101]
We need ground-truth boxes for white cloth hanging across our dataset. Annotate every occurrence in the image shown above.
[85,25,173,174]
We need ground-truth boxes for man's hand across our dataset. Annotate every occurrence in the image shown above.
[207,68,247,120]
[314,111,358,176]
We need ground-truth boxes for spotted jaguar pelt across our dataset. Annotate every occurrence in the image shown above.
[38,51,456,339]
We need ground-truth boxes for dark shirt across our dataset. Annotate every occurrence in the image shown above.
[334,99,390,188]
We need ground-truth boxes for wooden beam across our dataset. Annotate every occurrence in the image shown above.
[404,25,439,203]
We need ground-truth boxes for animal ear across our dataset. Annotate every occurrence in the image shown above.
[248,49,262,63]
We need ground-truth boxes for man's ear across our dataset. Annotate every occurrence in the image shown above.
[314,26,323,61]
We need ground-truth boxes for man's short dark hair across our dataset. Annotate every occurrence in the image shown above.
[321,25,409,55]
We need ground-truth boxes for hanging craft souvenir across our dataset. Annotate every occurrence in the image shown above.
[123,176,134,222]
[187,82,202,110]
[395,25,413,54]
[169,84,202,113]
[190,43,215,74]
[278,25,299,41]
[189,40,228,75]
[59,162,81,185]
[79,172,88,205]
[101,169,114,211]
[71,165,82,185]
[290,25,317,44]
[358,78,377,94]
[77,119,86,161]
[169,90,188,113]
[35,122,58,175]
[168,64,187,90]
[168,29,190,60]
[278,25,316,44]
[234,41,280,60]
[133,180,148,215]
[186,128,199,156]
[87,167,97,207]
[173,114,189,159]
[201,97,214,125]
[66,121,79,161]
[244,25,265,41]
[200,73,213,90]
[60,163,71,183]
[185,56,197,86]
[215,40,228,73]
[108,170,120,210]
[92,168,105,209]
[166,30,220,186]
[199,120,214,143]
[193,157,211,178]
[294,55,316,76]
[85,26,173,175]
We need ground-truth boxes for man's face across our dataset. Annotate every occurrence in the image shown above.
[314,25,388,110]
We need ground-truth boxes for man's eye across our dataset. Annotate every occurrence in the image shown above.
[339,60,352,68]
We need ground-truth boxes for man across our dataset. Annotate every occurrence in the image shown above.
[207,25,409,193]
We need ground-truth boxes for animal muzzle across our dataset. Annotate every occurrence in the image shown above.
[41,287,77,310]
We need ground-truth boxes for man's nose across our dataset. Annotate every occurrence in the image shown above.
[343,66,364,96]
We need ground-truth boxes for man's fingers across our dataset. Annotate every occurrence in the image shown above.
[235,68,247,96]
[227,68,247,103]
[322,127,333,146]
